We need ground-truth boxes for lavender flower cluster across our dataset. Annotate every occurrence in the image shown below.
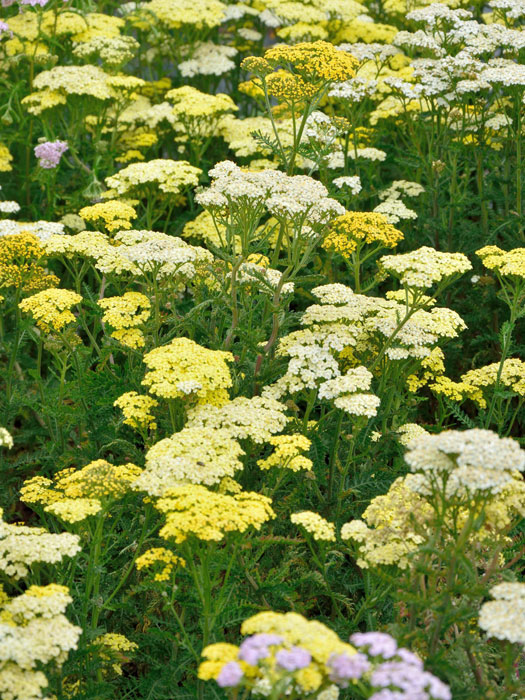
[215,629,451,700]
[34,141,68,169]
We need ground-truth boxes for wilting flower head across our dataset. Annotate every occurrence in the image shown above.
[34,140,68,169]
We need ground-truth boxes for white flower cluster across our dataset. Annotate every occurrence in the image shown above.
[264,282,467,402]
[329,75,379,102]
[333,175,362,194]
[404,429,525,497]
[0,219,65,241]
[0,201,20,215]
[479,582,525,645]
[0,584,81,693]
[197,161,344,228]
[0,428,13,449]
[235,261,295,296]
[0,509,81,579]
[373,199,417,224]
[319,367,380,417]
[179,42,237,77]
[96,229,213,280]
[380,246,472,289]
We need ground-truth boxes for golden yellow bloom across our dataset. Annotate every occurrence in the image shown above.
[0,144,13,172]
[98,292,151,349]
[79,200,137,233]
[136,547,185,581]
[257,434,312,471]
[156,485,275,543]
[260,41,358,84]
[114,391,158,431]
[323,211,404,258]
[477,245,525,279]
[0,233,58,292]
[21,459,142,523]
[94,633,138,675]
[141,337,233,403]
[19,288,81,333]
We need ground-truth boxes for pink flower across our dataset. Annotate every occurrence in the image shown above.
[34,141,68,169]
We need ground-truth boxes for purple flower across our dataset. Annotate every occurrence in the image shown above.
[328,652,371,687]
[275,646,311,671]
[34,140,68,169]
[350,632,398,659]
[370,691,407,700]
[396,648,424,668]
[20,0,49,5]
[370,661,451,700]
[0,21,12,37]
[238,634,283,665]
[216,661,243,688]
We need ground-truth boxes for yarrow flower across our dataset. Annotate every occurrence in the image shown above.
[291,511,336,541]
[19,288,82,334]
[34,141,68,169]
[21,459,142,523]
[479,582,525,645]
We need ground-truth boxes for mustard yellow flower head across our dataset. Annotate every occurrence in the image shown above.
[136,547,185,581]
[323,211,404,258]
[0,233,58,292]
[156,484,275,543]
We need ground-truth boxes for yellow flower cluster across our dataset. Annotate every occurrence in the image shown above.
[19,288,82,333]
[183,210,230,249]
[155,485,275,543]
[114,391,159,431]
[135,547,185,581]
[0,233,58,292]
[342,472,525,570]
[135,426,244,494]
[79,200,137,233]
[144,0,226,30]
[167,86,237,140]
[257,434,313,472]
[20,459,142,523]
[291,511,336,541]
[0,144,13,172]
[432,359,525,409]
[94,633,138,675]
[200,611,356,693]
[98,292,151,349]
[141,337,233,404]
[104,159,202,198]
[341,476,429,569]
[477,245,525,279]
[242,41,358,104]
[323,211,404,258]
